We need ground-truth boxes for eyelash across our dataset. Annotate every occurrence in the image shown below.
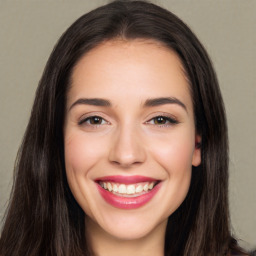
[78,115,179,128]
[145,115,179,127]
[78,116,109,126]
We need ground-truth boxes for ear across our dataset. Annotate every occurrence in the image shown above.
[192,134,201,167]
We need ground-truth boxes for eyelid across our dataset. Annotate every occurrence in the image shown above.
[77,112,179,127]
[145,113,179,127]
[78,113,111,126]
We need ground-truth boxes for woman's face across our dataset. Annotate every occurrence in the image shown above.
[64,39,201,241]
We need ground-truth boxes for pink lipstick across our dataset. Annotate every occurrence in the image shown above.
[95,175,161,209]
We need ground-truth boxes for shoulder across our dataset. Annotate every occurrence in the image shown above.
[228,237,250,256]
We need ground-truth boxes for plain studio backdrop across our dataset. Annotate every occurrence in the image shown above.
[0,0,255,251]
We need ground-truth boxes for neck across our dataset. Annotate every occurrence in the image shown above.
[85,218,167,256]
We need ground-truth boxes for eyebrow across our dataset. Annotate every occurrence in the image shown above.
[143,97,187,111]
[69,97,187,112]
[69,98,111,111]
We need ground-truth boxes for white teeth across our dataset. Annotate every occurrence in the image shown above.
[113,184,118,192]
[143,184,149,192]
[107,182,112,192]
[100,181,157,196]
[118,184,127,194]
[135,185,143,193]
[148,182,154,190]
[127,185,135,194]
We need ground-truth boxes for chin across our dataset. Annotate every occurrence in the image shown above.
[106,222,156,240]
[85,207,168,242]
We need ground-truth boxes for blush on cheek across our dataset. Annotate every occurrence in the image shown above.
[64,133,107,175]
[154,139,194,166]
[175,143,195,165]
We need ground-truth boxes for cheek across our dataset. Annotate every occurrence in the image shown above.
[147,131,194,213]
[64,132,107,176]
[148,129,195,172]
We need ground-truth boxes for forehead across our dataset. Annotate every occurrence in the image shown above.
[68,39,192,112]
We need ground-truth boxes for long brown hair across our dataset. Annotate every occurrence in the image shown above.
[0,1,247,255]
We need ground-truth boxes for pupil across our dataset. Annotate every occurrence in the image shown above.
[155,116,166,124]
[91,117,101,124]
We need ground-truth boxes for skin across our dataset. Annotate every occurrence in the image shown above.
[64,39,201,256]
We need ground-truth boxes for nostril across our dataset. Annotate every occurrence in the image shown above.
[109,154,144,167]
[108,134,147,166]
[110,160,134,168]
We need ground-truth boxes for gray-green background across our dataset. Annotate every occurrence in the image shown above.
[0,0,255,250]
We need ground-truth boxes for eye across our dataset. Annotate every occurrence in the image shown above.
[146,115,178,126]
[79,116,108,126]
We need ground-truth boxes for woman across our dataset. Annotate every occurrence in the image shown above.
[0,1,249,255]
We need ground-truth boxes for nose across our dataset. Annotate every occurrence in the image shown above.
[108,125,146,168]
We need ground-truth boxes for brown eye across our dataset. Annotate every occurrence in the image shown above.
[88,116,103,124]
[79,116,108,126]
[146,115,179,126]
[154,116,168,125]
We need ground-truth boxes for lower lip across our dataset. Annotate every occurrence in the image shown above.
[97,183,161,209]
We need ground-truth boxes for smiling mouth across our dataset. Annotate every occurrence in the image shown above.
[98,181,159,197]
[95,175,161,209]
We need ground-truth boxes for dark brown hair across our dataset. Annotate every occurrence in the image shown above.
[0,1,247,255]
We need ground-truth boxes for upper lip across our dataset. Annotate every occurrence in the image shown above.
[95,175,158,184]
